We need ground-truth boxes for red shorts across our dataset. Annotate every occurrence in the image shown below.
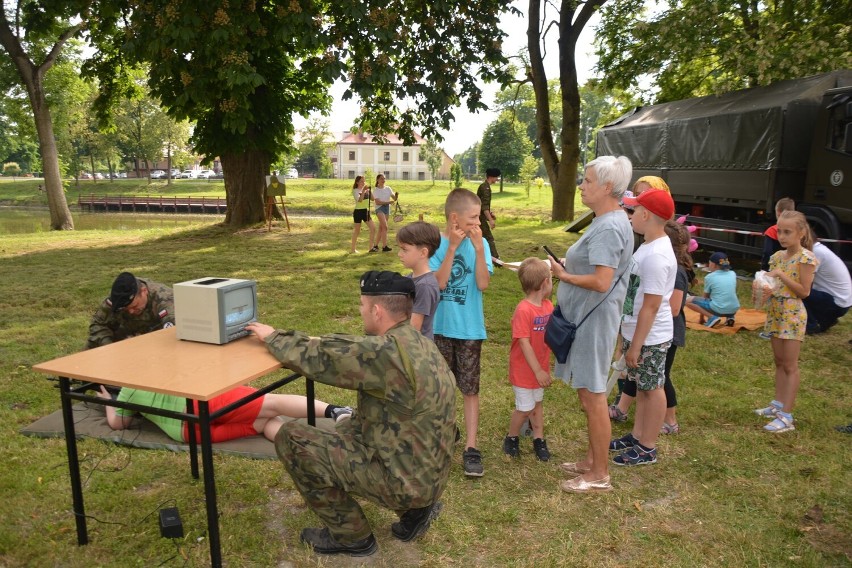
[182,386,264,443]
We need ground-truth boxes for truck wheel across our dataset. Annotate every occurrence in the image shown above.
[798,204,841,241]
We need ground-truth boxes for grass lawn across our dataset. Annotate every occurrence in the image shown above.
[0,196,850,567]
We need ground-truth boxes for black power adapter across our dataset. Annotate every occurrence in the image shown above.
[159,507,184,539]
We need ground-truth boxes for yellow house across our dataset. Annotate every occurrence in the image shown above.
[332,131,454,181]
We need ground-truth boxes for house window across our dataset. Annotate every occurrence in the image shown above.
[402,172,410,180]
[348,170,355,179]
[348,151,355,160]
[403,151,409,161]
[384,171,390,179]
[418,172,425,181]
[384,151,390,161]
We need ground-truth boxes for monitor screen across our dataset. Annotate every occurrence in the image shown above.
[223,287,255,327]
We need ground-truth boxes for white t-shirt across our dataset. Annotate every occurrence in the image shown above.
[813,242,852,308]
[621,235,676,345]
[372,186,393,205]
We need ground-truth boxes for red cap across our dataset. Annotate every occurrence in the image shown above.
[622,189,674,220]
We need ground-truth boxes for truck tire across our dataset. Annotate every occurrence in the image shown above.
[798,204,841,241]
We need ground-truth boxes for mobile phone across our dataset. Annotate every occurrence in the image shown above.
[543,245,560,263]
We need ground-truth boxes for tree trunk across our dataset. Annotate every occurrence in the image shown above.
[528,0,605,222]
[33,96,75,229]
[221,149,271,227]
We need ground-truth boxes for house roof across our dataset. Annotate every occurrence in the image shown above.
[337,131,426,146]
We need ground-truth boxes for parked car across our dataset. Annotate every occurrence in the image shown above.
[170,169,181,178]
[94,172,105,180]
[179,169,198,179]
[150,170,167,179]
[212,170,224,179]
[197,169,215,179]
[79,172,93,179]
[284,167,298,179]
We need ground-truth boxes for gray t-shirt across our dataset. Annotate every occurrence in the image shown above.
[411,272,440,340]
[554,209,633,392]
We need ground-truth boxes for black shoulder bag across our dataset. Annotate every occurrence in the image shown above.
[545,269,627,364]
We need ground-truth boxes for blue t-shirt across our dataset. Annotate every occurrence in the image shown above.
[429,236,493,340]
[704,269,740,315]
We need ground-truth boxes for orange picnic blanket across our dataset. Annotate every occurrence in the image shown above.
[685,308,766,334]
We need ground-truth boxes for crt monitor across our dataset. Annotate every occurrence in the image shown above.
[174,277,257,344]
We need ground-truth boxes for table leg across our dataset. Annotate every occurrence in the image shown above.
[59,377,88,545]
[186,398,199,479]
[197,401,222,568]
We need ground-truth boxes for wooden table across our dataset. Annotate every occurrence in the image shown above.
[33,327,314,567]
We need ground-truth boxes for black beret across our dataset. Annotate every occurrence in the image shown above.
[109,272,138,312]
[360,271,415,297]
[485,168,501,178]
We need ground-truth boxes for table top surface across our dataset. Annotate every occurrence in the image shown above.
[32,327,283,400]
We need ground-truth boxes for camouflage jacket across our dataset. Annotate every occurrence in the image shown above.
[86,279,174,349]
[265,321,457,502]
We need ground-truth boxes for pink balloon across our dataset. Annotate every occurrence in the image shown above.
[688,239,698,252]
[676,215,688,224]
[686,225,697,233]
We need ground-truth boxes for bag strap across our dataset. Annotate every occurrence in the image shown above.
[575,266,628,330]
[394,201,403,215]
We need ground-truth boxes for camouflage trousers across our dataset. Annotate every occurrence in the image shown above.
[479,214,498,258]
[275,420,418,543]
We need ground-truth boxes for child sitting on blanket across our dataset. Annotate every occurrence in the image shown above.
[685,251,740,327]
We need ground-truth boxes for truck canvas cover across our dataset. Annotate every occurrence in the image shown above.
[597,71,852,172]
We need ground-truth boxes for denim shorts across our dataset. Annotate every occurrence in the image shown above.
[375,204,390,217]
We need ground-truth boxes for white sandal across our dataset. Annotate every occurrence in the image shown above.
[764,414,795,433]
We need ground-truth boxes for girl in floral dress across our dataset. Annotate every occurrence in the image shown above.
[755,211,818,433]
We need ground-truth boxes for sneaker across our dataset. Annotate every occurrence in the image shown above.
[533,438,551,462]
[754,400,782,418]
[330,406,353,422]
[519,418,533,437]
[299,527,377,556]
[368,246,379,253]
[609,432,638,452]
[382,246,392,252]
[704,315,721,328]
[502,436,520,458]
[462,447,484,477]
[758,331,772,340]
[834,423,852,434]
[391,502,443,542]
[613,445,657,466]
[725,318,735,327]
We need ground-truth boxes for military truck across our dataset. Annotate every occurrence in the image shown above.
[594,70,852,262]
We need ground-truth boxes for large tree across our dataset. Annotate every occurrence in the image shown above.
[88,0,512,227]
[0,1,83,229]
[526,0,606,221]
[595,0,852,102]
[478,112,533,183]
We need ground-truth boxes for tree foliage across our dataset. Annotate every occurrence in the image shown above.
[453,142,479,177]
[295,118,334,178]
[478,112,533,183]
[87,0,514,226]
[595,0,852,101]
[418,138,443,185]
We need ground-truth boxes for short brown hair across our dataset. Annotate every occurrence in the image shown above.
[517,257,550,294]
[444,188,480,219]
[368,295,413,320]
[775,197,795,214]
[396,221,441,257]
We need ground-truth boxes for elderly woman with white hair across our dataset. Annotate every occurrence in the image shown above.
[549,155,634,493]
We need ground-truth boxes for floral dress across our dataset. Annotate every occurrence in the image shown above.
[764,248,818,341]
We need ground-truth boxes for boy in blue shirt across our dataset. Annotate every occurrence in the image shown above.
[430,188,493,477]
[686,251,740,327]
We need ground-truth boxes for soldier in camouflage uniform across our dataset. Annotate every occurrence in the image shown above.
[246,271,457,557]
[86,272,175,349]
